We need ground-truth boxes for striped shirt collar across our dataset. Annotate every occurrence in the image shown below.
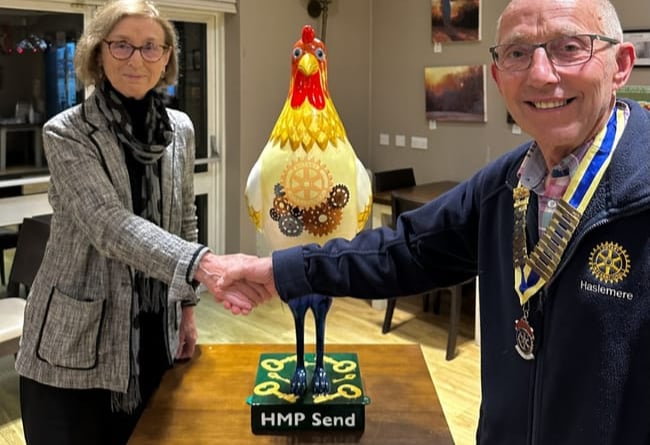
[517,101,630,195]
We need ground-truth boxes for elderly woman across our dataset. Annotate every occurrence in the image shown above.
[14,1,271,444]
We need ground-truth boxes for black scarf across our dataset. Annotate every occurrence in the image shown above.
[94,81,173,412]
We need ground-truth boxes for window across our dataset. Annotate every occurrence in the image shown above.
[0,8,83,186]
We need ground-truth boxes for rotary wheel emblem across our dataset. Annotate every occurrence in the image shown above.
[281,158,332,208]
[588,241,630,284]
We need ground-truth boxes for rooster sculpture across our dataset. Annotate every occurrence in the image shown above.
[246,25,372,397]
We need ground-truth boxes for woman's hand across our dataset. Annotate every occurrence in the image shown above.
[175,306,198,360]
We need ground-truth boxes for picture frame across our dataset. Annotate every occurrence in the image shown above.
[424,65,486,122]
[623,30,650,67]
[431,0,481,43]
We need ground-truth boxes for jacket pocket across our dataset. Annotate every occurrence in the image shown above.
[36,288,105,369]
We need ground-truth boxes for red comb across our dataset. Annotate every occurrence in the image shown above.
[301,25,316,44]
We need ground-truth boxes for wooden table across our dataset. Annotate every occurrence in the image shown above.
[372,180,459,224]
[389,181,481,346]
[388,180,459,205]
[129,343,453,445]
[373,180,459,206]
[370,181,461,309]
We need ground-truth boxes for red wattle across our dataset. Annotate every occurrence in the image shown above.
[291,71,325,110]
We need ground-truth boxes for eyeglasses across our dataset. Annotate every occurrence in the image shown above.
[489,34,619,72]
[102,39,170,62]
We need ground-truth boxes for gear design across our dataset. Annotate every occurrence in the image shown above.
[328,184,350,208]
[588,241,630,284]
[291,206,304,219]
[271,196,292,219]
[302,203,342,236]
[274,183,286,198]
[278,213,304,237]
[280,158,333,208]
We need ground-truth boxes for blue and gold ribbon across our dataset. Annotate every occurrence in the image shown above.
[514,106,626,305]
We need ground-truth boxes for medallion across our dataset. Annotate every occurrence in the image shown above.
[514,317,535,360]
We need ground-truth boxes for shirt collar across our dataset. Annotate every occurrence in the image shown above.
[517,100,629,193]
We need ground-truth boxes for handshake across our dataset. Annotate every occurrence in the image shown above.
[194,252,277,315]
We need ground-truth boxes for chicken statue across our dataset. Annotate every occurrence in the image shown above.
[245,25,372,397]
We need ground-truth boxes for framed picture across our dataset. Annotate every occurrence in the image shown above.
[424,65,486,122]
[623,30,650,66]
[431,0,481,43]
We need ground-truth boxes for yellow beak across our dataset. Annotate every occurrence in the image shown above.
[298,52,319,76]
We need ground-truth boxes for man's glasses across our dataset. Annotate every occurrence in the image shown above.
[489,34,619,72]
[103,40,170,62]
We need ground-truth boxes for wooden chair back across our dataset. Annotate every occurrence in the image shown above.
[390,194,423,229]
[373,168,415,193]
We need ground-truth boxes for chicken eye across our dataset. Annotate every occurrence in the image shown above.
[314,48,325,60]
[293,48,303,59]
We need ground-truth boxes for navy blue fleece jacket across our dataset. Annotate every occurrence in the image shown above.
[273,99,650,444]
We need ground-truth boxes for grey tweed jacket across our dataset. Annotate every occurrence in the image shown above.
[15,90,207,393]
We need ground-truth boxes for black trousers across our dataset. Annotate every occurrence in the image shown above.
[20,311,170,445]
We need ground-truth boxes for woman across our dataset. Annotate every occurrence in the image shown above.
[15,1,269,444]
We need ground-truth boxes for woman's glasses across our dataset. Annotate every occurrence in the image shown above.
[103,40,170,62]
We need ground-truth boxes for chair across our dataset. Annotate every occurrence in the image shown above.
[0,226,19,285]
[381,194,472,360]
[373,168,416,193]
[6,216,51,298]
[372,168,417,230]
[0,297,27,356]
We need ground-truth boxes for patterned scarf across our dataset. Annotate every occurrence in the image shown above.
[94,81,173,412]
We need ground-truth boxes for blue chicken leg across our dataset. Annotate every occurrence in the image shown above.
[311,294,333,395]
[288,294,333,396]
[288,297,309,396]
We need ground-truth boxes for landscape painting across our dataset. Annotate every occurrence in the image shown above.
[431,0,480,43]
[425,65,486,122]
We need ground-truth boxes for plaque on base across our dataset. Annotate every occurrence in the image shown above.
[247,352,370,434]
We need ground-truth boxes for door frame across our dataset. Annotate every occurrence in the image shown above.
[159,7,227,253]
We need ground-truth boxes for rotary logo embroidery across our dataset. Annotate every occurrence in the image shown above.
[588,241,630,284]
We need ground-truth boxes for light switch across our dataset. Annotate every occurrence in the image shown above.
[379,133,390,145]
[395,134,406,147]
[411,136,428,150]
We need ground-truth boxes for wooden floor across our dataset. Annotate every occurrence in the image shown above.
[0,288,481,444]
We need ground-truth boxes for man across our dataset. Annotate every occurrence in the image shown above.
[219,0,650,443]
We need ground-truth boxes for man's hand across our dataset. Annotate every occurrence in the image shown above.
[217,255,276,298]
[195,253,276,314]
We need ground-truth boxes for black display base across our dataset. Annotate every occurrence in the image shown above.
[247,352,370,434]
